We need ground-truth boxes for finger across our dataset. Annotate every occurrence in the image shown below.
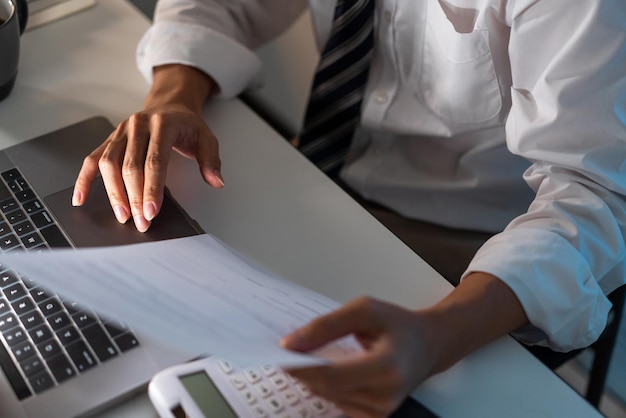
[73,140,109,206]
[174,126,224,189]
[282,297,380,352]
[197,129,224,189]
[286,352,384,395]
[122,114,151,232]
[98,128,132,224]
[142,121,170,221]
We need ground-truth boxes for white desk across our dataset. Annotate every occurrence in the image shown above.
[0,1,602,417]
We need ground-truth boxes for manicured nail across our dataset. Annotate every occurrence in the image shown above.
[72,190,82,206]
[113,205,129,224]
[133,215,150,233]
[144,202,157,221]
[214,172,225,188]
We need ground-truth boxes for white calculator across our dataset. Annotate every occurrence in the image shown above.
[148,357,346,418]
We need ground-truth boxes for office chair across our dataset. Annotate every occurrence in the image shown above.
[585,285,625,406]
[525,284,625,408]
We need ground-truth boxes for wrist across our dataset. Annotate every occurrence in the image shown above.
[144,64,215,114]
[417,272,528,375]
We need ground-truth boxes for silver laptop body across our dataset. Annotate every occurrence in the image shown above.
[0,117,203,418]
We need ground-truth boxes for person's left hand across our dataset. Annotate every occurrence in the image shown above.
[280,297,433,418]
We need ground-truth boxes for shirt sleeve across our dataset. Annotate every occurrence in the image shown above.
[136,0,308,98]
[464,0,626,351]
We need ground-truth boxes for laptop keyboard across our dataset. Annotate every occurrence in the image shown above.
[0,168,140,399]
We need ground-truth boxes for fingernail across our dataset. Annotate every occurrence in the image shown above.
[214,172,225,188]
[72,190,82,206]
[113,205,129,224]
[144,202,157,221]
[134,215,150,233]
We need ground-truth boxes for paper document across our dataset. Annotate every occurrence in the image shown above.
[0,234,358,367]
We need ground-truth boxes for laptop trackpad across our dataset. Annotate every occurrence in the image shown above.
[44,177,201,248]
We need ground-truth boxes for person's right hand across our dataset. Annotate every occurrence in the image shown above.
[72,65,223,232]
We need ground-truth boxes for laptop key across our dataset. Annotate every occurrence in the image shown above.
[0,233,20,251]
[11,296,35,316]
[39,224,71,248]
[3,325,28,346]
[56,325,81,345]
[29,370,54,394]
[0,337,32,399]
[0,298,10,314]
[47,311,71,331]
[12,340,36,361]
[82,323,118,362]
[47,353,76,383]
[0,221,10,236]
[72,310,97,329]
[6,208,26,224]
[39,297,63,317]
[22,198,44,214]
[20,355,45,377]
[3,282,27,301]
[22,232,45,249]
[13,220,35,236]
[14,188,36,204]
[1,270,19,288]
[0,198,18,213]
[39,339,62,360]
[0,312,19,332]
[30,287,52,303]
[66,340,97,372]
[20,310,44,330]
[29,323,53,345]
[114,332,139,352]
[1,168,21,182]
[29,210,55,228]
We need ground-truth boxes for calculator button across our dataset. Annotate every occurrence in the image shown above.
[255,382,273,398]
[310,398,328,414]
[271,374,289,391]
[267,396,285,413]
[282,389,300,406]
[261,364,277,376]
[295,406,313,418]
[253,405,268,417]
[243,390,257,405]
[218,359,233,374]
[230,375,246,390]
[295,382,312,398]
[244,368,262,384]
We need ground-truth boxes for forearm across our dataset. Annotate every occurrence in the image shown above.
[419,272,528,375]
[144,64,215,114]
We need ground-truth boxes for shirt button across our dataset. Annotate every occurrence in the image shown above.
[374,91,389,104]
[383,11,392,24]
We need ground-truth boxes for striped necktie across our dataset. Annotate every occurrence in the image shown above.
[298,0,375,178]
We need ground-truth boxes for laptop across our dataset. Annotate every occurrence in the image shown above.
[0,117,204,418]
[26,0,97,31]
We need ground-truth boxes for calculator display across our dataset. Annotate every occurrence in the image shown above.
[180,372,238,418]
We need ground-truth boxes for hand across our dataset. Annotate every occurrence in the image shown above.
[72,65,222,232]
[280,297,433,418]
[280,273,529,418]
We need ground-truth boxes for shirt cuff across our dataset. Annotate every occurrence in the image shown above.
[463,228,611,352]
[136,21,263,99]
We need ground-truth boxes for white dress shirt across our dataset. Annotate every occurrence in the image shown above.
[136,0,626,352]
